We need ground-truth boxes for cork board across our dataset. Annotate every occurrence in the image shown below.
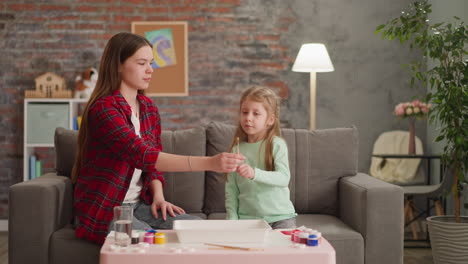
[131,21,188,96]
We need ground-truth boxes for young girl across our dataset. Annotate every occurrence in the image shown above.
[225,86,297,229]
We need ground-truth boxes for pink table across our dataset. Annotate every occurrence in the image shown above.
[100,230,336,264]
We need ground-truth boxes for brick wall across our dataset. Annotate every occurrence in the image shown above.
[0,0,423,218]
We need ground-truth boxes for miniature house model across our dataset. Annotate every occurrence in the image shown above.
[25,72,72,98]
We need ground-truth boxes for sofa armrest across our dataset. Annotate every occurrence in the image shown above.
[339,173,403,264]
[9,173,73,264]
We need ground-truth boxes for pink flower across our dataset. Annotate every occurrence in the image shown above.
[395,108,405,116]
[412,100,421,107]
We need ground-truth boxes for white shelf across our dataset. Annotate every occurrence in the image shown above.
[25,144,55,148]
[24,98,88,103]
[0,219,7,231]
[23,98,88,181]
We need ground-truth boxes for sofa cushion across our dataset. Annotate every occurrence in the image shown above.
[55,127,78,177]
[161,127,206,213]
[278,128,297,202]
[293,127,358,216]
[207,212,227,219]
[50,226,100,264]
[203,121,237,214]
[297,214,364,264]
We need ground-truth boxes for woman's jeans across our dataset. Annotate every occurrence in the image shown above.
[108,201,201,232]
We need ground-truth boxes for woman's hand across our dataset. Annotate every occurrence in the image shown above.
[151,198,185,220]
[236,163,255,180]
[212,152,245,173]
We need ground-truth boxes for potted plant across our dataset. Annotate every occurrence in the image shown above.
[375,0,467,263]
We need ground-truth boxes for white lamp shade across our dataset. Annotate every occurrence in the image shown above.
[292,43,334,72]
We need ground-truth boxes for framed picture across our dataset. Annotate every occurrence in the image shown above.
[131,21,188,96]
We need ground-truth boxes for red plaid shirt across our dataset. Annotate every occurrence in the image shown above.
[74,90,164,244]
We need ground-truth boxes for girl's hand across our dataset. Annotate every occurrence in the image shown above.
[236,163,255,180]
[212,152,245,173]
[151,198,185,220]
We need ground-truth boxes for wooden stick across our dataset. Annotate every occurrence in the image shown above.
[236,137,240,155]
[205,243,264,251]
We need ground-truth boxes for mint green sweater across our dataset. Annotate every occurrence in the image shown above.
[225,136,297,223]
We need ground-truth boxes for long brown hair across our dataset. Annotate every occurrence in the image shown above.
[226,86,281,178]
[71,32,152,183]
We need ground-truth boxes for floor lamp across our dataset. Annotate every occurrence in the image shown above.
[292,43,334,130]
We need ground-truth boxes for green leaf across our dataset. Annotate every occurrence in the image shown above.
[375,24,386,33]
[426,93,432,101]
[400,36,405,44]
[435,135,445,142]
[416,72,423,81]
[432,22,444,28]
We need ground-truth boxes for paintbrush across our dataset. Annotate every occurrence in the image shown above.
[236,137,240,155]
[205,243,264,251]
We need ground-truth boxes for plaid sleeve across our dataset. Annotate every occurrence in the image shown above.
[139,98,165,204]
[140,171,165,204]
[89,98,160,172]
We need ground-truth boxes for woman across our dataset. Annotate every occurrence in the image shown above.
[72,32,244,244]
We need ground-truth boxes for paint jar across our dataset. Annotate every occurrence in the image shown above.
[138,230,146,243]
[307,234,318,247]
[299,232,309,244]
[293,231,302,243]
[316,232,322,244]
[154,232,166,245]
[131,231,140,244]
[143,232,154,244]
[291,229,300,242]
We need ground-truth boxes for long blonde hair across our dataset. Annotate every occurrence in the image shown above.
[227,86,281,175]
[71,32,151,183]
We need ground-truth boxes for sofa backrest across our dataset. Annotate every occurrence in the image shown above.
[54,121,358,216]
[202,121,359,216]
[159,127,206,213]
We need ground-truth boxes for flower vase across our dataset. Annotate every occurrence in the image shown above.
[408,118,416,154]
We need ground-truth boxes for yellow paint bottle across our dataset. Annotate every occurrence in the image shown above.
[154,232,166,245]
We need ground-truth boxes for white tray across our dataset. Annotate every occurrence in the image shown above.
[173,219,271,244]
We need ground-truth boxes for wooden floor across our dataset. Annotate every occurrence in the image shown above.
[0,231,433,264]
[404,247,433,264]
[0,232,7,264]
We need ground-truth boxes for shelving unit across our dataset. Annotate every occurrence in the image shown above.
[23,98,88,181]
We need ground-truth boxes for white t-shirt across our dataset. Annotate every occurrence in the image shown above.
[123,110,143,203]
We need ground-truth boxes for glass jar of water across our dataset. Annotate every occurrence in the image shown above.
[113,205,133,246]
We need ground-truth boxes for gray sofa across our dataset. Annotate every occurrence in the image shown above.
[9,121,403,264]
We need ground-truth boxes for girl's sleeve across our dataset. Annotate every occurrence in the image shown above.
[88,99,160,172]
[225,173,240,220]
[252,138,291,187]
